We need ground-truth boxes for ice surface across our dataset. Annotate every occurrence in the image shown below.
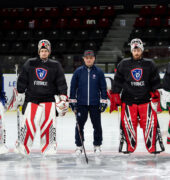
[0,111,170,180]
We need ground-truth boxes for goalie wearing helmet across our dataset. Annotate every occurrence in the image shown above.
[107,38,165,154]
[8,39,68,156]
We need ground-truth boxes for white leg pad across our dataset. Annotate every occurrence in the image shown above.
[18,102,43,155]
[0,102,9,154]
[40,102,57,155]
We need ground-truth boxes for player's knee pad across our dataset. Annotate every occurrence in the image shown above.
[19,102,43,155]
[138,103,164,153]
[39,102,57,155]
[119,103,138,153]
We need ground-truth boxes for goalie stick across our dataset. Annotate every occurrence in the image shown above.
[14,64,21,152]
[75,111,88,164]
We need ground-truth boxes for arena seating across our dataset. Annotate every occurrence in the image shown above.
[0,6,115,73]
[125,4,170,60]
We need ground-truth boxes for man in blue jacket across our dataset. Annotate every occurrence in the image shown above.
[69,50,107,155]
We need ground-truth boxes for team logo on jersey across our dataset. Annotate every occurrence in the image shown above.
[131,68,143,81]
[36,68,47,81]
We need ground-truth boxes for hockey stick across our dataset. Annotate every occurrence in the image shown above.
[75,111,88,164]
[14,64,21,151]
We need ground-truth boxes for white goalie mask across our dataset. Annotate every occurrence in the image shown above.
[130,38,144,52]
[38,39,51,53]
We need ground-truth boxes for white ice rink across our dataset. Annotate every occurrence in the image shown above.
[1,111,170,180]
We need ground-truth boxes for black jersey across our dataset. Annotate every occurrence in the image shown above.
[17,57,67,103]
[162,62,170,91]
[112,57,161,105]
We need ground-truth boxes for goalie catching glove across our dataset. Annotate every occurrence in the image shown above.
[55,95,69,116]
[159,89,170,110]
[7,88,25,111]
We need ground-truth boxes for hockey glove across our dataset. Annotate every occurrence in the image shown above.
[159,89,170,110]
[150,90,162,113]
[7,88,25,111]
[100,99,108,113]
[107,90,121,113]
[55,95,69,116]
[69,99,77,112]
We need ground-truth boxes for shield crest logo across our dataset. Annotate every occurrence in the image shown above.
[131,68,143,81]
[36,68,47,80]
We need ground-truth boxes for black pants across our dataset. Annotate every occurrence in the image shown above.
[75,105,102,146]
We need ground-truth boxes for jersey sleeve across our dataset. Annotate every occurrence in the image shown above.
[17,60,29,93]
[162,63,170,91]
[99,70,107,99]
[149,61,161,92]
[112,61,124,93]
[70,70,78,99]
[55,62,67,96]
[0,68,2,93]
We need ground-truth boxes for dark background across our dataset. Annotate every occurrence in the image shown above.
[1,0,169,8]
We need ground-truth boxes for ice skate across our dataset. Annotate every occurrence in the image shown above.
[42,144,57,156]
[0,144,9,154]
[94,146,101,155]
[75,146,83,156]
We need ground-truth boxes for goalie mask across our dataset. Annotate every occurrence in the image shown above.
[130,38,144,52]
[38,39,51,53]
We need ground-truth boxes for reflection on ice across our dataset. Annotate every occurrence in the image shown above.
[1,112,170,180]
[1,152,170,180]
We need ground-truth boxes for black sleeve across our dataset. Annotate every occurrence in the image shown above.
[0,68,2,93]
[70,70,78,99]
[99,70,107,99]
[162,63,170,91]
[55,62,67,96]
[112,61,124,93]
[149,61,161,91]
[17,60,29,93]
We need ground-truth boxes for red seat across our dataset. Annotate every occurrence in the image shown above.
[89,6,101,17]
[140,5,152,17]
[14,19,25,29]
[75,7,87,17]
[69,18,81,29]
[1,19,11,30]
[149,17,161,27]
[35,8,46,18]
[153,5,167,16]
[56,18,68,28]
[48,8,59,18]
[21,8,33,18]
[62,7,73,17]
[102,6,115,17]
[134,17,146,27]
[9,8,19,18]
[40,18,52,29]
[98,18,109,28]
[0,8,9,17]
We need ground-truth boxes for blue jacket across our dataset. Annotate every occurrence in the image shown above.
[70,65,107,105]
